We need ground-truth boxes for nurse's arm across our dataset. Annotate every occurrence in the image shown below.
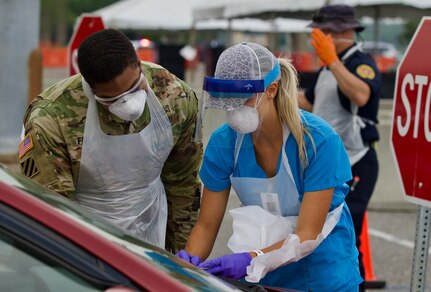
[294,188,333,241]
[184,186,230,261]
[254,188,333,258]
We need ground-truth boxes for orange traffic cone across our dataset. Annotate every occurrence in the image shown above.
[360,212,386,289]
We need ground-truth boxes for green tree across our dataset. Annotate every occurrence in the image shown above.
[41,0,118,45]
[398,19,421,47]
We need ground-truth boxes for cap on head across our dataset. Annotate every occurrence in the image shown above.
[307,4,364,33]
[215,41,280,82]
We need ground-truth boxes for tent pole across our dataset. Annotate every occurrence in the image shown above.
[189,19,197,45]
[373,5,380,55]
[227,18,233,47]
[269,13,279,53]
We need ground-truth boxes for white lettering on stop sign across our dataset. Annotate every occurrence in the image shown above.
[397,73,431,141]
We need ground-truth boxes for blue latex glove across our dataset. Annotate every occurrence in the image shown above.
[198,252,252,280]
[176,249,201,266]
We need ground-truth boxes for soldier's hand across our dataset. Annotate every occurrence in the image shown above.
[311,29,338,67]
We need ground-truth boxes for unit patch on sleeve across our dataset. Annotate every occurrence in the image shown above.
[356,64,376,80]
[18,134,34,159]
[20,156,39,178]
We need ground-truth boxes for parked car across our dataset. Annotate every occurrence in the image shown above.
[362,41,399,72]
[0,164,292,292]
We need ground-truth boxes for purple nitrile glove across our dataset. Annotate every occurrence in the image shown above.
[198,252,252,280]
[175,249,202,266]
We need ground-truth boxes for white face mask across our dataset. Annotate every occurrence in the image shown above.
[108,89,147,121]
[332,37,355,44]
[227,94,263,134]
[307,37,354,47]
[227,106,260,134]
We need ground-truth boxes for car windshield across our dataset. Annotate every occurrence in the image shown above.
[0,164,236,291]
[0,165,141,245]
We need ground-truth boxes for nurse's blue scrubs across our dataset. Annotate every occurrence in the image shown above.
[200,111,362,291]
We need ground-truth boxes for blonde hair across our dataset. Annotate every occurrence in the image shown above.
[276,58,314,168]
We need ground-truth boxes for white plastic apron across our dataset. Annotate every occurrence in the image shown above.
[227,125,344,282]
[230,125,300,216]
[313,44,368,166]
[76,78,173,248]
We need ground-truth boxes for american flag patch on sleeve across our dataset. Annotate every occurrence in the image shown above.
[18,134,34,159]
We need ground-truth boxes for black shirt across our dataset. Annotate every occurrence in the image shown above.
[304,44,382,142]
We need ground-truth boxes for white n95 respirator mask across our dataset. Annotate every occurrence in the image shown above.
[108,90,147,121]
[227,94,263,134]
[227,106,260,134]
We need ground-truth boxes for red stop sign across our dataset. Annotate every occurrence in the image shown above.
[67,15,105,76]
[391,17,431,206]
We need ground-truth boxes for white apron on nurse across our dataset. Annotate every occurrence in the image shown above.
[230,125,301,217]
[228,125,343,282]
[76,78,173,248]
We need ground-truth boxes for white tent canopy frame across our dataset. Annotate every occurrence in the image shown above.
[192,0,431,45]
[193,0,431,21]
[94,0,205,30]
[93,0,310,33]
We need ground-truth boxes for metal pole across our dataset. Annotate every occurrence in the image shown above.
[269,13,278,53]
[411,206,431,292]
[0,0,40,156]
[188,19,197,46]
[373,5,380,56]
[226,18,233,47]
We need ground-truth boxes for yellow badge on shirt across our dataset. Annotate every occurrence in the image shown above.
[356,64,375,80]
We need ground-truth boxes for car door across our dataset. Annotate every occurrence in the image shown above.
[0,202,141,292]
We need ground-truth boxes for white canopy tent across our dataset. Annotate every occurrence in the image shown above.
[195,18,310,33]
[192,0,431,47]
[193,0,431,21]
[94,0,205,30]
[93,0,309,33]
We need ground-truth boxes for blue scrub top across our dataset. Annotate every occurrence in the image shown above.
[200,111,362,291]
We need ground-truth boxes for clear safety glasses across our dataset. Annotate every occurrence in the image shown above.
[93,72,145,106]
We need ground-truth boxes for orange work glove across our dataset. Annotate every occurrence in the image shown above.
[311,29,338,66]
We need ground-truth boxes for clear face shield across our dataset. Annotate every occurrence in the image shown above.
[199,62,281,145]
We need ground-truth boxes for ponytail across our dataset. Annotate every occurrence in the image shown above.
[276,58,314,169]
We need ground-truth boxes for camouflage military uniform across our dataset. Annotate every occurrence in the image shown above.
[19,61,203,253]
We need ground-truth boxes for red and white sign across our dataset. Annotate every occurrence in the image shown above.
[391,17,431,207]
[67,15,105,76]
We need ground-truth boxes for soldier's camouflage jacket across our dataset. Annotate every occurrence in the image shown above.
[19,61,203,253]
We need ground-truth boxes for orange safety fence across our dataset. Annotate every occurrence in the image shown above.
[373,56,398,73]
[275,51,321,73]
[40,46,68,68]
[40,45,158,68]
[136,48,157,63]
